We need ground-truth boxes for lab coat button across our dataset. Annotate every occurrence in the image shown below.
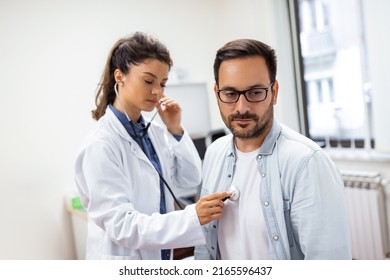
[262,173,266,177]
[228,174,231,178]
[264,201,269,206]
[273,235,279,241]
[211,246,215,250]
[213,225,216,228]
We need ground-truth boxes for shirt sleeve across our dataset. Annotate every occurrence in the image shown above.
[290,150,352,259]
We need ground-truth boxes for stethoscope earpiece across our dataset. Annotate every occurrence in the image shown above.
[223,185,240,201]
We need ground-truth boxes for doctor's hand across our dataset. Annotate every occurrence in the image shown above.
[195,192,230,225]
[158,96,183,135]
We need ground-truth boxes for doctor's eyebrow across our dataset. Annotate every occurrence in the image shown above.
[142,71,168,81]
[142,72,157,78]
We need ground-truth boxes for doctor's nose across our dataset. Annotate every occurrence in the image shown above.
[151,86,164,96]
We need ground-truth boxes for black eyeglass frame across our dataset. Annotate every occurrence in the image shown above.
[217,81,275,104]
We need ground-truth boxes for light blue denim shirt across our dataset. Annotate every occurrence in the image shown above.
[194,119,352,260]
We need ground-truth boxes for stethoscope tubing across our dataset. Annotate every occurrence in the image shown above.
[114,82,185,210]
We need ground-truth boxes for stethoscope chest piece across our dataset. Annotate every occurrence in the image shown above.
[226,185,240,201]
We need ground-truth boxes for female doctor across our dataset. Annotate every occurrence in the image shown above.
[74,32,228,260]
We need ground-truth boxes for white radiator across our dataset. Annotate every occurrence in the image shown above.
[342,170,389,259]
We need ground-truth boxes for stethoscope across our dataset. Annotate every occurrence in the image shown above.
[114,82,185,209]
[223,185,240,201]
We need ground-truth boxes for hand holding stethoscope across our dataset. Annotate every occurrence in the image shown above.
[158,96,183,135]
[196,191,231,225]
[195,186,240,225]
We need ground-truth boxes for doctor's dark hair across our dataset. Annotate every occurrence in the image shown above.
[213,39,277,86]
[92,32,173,120]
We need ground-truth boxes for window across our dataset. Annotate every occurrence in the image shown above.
[289,0,373,148]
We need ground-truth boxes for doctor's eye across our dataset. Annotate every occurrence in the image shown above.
[144,80,153,85]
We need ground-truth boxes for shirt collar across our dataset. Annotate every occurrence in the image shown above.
[226,118,281,157]
[109,104,146,137]
[259,118,281,155]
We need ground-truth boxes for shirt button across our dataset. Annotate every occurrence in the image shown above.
[228,174,232,178]
[257,155,262,160]
[211,246,215,250]
[273,235,279,241]
[264,201,269,206]
[262,173,266,177]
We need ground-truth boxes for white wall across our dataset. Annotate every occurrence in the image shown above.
[363,0,390,153]
[0,0,297,259]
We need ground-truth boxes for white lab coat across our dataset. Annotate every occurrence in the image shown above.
[74,106,204,259]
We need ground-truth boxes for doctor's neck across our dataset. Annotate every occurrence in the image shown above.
[113,98,141,122]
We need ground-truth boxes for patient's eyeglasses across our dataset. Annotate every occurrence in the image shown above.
[217,82,274,103]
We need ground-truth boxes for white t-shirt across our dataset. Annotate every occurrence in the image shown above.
[218,146,273,259]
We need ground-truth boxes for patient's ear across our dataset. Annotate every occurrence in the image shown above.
[272,80,279,105]
[214,84,219,99]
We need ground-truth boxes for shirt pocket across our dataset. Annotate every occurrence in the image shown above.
[283,199,294,248]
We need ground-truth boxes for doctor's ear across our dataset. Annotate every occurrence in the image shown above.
[114,69,124,84]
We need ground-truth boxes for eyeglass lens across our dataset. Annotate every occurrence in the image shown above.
[219,88,267,103]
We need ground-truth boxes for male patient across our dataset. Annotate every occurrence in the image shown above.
[194,38,351,260]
